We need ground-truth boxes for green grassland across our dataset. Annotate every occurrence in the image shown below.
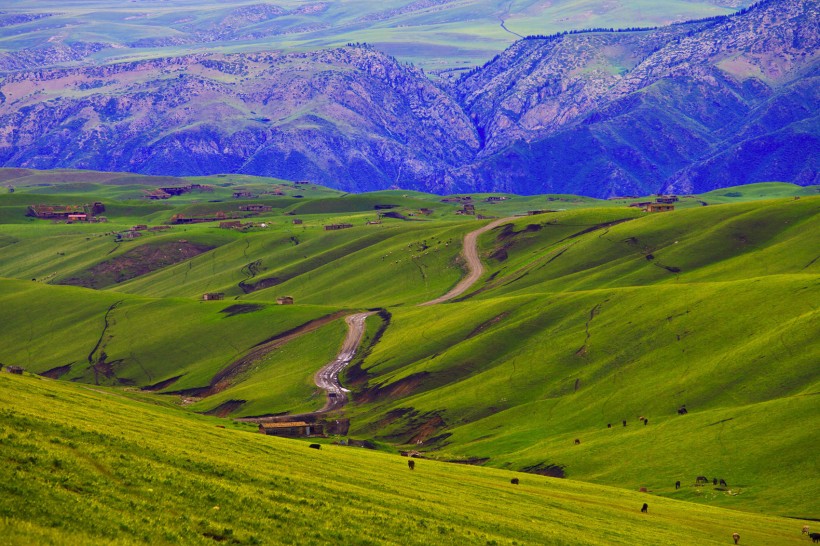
[0,1,755,72]
[0,372,812,545]
[0,169,817,540]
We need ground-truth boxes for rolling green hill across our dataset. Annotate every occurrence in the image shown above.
[0,169,817,537]
[0,372,811,545]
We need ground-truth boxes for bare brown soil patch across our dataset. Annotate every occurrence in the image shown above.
[356,372,429,403]
[220,303,265,317]
[202,400,246,417]
[141,375,183,392]
[40,364,72,379]
[60,241,214,289]
[521,462,566,478]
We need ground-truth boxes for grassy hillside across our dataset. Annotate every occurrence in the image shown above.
[0,372,811,545]
[0,170,817,531]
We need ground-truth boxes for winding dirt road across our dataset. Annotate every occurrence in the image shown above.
[246,216,512,419]
[419,217,513,306]
[313,312,374,412]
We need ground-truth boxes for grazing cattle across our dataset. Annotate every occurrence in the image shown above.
[802,525,809,535]
[607,423,612,428]
[677,406,688,415]
[644,418,648,426]
[719,479,727,487]
[511,478,519,485]
[640,503,648,513]
[408,460,415,470]
[574,439,581,445]
[309,443,321,450]
[732,532,740,544]
[638,416,645,422]
[713,478,718,485]
[810,532,820,543]
[696,476,708,485]
[623,420,627,427]
[675,481,680,490]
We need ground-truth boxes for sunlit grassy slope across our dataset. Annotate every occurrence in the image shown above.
[343,197,820,516]
[0,373,811,546]
[0,169,817,524]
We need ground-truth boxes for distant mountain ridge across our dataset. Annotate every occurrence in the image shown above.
[0,0,817,197]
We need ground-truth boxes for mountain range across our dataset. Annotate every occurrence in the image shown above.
[0,0,817,197]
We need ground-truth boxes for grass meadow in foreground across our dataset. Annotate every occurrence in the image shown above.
[0,373,812,546]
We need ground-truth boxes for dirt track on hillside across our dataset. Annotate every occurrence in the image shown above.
[241,217,512,421]
[419,217,513,306]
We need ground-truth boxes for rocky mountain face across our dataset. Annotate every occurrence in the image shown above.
[0,0,816,196]
[0,47,478,191]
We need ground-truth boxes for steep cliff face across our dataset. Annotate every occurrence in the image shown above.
[0,0,816,196]
[0,47,478,192]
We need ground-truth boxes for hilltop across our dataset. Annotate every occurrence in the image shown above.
[0,0,817,197]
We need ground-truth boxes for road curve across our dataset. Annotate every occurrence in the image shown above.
[313,311,374,413]
[419,217,513,306]
[245,218,512,421]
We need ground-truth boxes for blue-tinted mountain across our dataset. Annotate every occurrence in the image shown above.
[0,0,816,196]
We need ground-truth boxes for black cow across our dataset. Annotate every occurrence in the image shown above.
[675,481,680,490]
[309,443,321,450]
[574,439,581,445]
[695,476,708,485]
[408,460,415,470]
[719,479,727,487]
[641,503,648,513]
[511,478,519,485]
[713,478,718,485]
[809,532,820,543]
[644,419,648,426]
[623,420,627,427]
[677,406,688,415]
[607,423,612,428]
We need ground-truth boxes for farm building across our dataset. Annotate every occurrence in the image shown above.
[258,421,324,437]
[484,196,508,202]
[292,218,303,225]
[131,225,148,231]
[159,186,192,196]
[27,202,105,220]
[527,210,553,215]
[219,221,243,229]
[656,195,679,204]
[629,201,653,208]
[202,293,225,301]
[324,223,353,231]
[238,204,272,212]
[6,366,24,375]
[276,296,294,305]
[646,203,675,213]
[456,203,476,215]
[232,191,255,199]
[170,212,229,224]
[146,189,171,199]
